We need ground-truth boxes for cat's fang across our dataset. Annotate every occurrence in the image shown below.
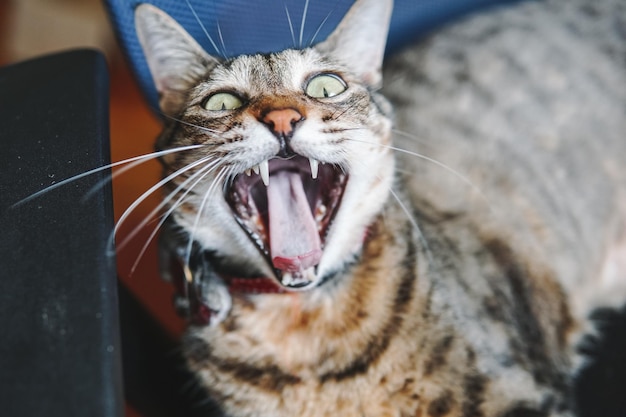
[309,158,319,179]
[259,160,270,186]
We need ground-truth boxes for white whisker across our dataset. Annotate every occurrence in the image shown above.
[185,0,221,58]
[308,9,333,46]
[352,157,437,276]
[110,155,214,255]
[345,137,491,209]
[284,4,297,48]
[299,0,310,48]
[161,112,223,135]
[392,128,442,146]
[216,21,228,57]
[118,158,218,253]
[387,187,434,265]
[12,144,204,208]
[184,167,231,266]
[129,161,219,275]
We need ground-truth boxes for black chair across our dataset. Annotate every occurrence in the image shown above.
[0,49,215,417]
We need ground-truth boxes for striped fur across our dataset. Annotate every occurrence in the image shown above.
[135,0,626,415]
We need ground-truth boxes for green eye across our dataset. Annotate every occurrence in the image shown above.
[203,92,243,111]
[305,74,347,98]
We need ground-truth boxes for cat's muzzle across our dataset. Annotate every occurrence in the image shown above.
[226,155,347,290]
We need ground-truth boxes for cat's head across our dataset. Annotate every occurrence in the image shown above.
[135,0,394,291]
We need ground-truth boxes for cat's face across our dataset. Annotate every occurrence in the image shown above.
[135,0,394,290]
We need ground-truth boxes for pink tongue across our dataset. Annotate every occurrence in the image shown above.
[267,171,322,273]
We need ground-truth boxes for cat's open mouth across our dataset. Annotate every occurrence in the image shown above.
[226,156,347,289]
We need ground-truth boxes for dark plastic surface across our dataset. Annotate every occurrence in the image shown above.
[0,50,123,417]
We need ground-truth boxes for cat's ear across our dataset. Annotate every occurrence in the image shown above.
[134,4,219,115]
[315,0,393,88]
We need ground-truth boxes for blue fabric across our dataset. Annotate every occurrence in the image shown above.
[105,0,521,112]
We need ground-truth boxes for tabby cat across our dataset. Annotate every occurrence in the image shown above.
[133,0,626,415]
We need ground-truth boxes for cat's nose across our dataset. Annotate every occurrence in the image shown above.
[261,108,304,139]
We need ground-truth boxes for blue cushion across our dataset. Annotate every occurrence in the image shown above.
[105,0,521,111]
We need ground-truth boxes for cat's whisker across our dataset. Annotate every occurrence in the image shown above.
[299,0,311,48]
[160,112,223,135]
[284,4,297,48]
[184,167,231,267]
[216,21,228,58]
[387,186,435,268]
[329,94,369,120]
[182,167,230,267]
[118,158,219,253]
[111,155,214,255]
[184,0,222,58]
[352,157,436,270]
[308,9,334,47]
[129,161,219,275]
[345,137,492,210]
[392,128,444,147]
[12,144,204,208]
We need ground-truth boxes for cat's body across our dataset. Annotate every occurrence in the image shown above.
[134,0,626,416]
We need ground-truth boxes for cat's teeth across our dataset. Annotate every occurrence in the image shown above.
[280,268,315,288]
[309,158,319,179]
[245,168,252,176]
[252,165,260,175]
[259,159,270,186]
[281,273,293,287]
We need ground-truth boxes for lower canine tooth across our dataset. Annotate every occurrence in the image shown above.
[281,273,293,286]
[259,159,270,186]
[309,158,319,179]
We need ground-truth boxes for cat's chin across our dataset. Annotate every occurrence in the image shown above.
[225,155,348,290]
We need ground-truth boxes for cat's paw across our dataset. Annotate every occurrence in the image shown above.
[158,223,232,326]
[197,268,232,326]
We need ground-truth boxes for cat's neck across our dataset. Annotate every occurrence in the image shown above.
[188,207,427,375]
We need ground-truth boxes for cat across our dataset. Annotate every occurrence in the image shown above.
[133,0,626,416]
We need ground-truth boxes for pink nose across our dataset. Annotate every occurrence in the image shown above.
[262,108,303,137]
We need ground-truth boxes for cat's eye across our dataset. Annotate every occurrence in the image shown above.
[203,92,243,111]
[305,74,347,99]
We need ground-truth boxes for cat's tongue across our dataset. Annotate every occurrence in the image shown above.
[267,170,322,273]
